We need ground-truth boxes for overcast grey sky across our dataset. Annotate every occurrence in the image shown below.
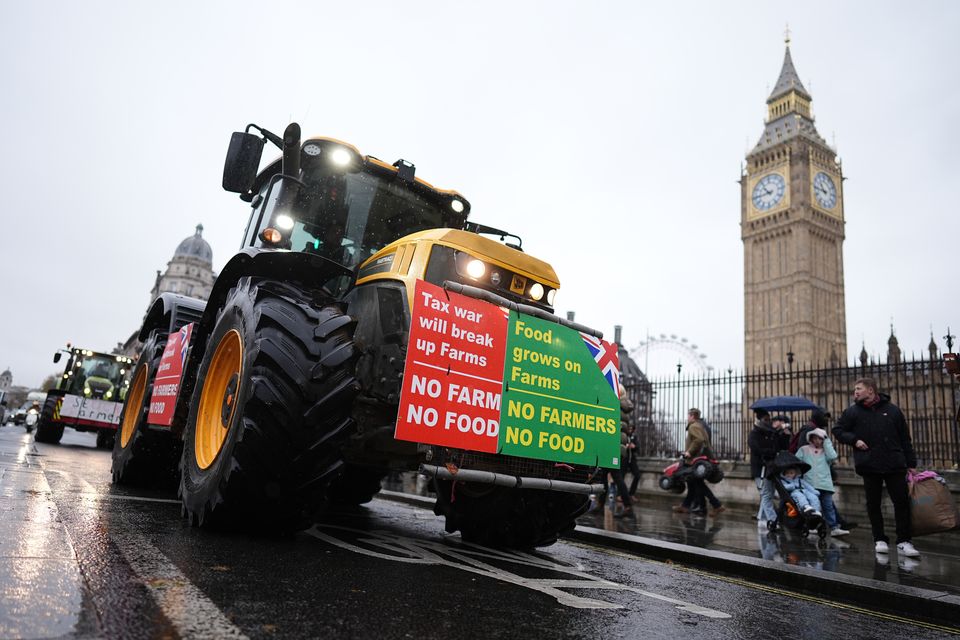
[1,1,957,387]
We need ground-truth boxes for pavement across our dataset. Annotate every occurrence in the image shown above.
[381,476,960,627]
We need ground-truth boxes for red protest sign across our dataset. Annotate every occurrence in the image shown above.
[395,280,508,452]
[147,323,193,427]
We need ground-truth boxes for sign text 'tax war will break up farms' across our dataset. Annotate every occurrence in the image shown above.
[394,280,621,467]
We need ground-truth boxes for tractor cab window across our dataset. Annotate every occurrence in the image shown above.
[250,167,458,271]
[64,354,123,400]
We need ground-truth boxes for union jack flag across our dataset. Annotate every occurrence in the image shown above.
[179,324,193,369]
[580,332,620,394]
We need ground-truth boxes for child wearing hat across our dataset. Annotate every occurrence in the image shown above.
[796,427,849,536]
[779,462,822,517]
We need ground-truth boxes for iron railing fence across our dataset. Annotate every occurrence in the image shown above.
[622,357,959,469]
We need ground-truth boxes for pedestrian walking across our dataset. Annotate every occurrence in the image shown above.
[674,415,724,515]
[679,408,713,514]
[623,423,641,496]
[833,377,920,557]
[748,408,790,526]
[796,427,849,536]
[607,384,635,517]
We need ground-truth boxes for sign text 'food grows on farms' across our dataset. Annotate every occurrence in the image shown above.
[395,280,621,467]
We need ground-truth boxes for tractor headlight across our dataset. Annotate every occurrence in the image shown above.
[466,259,486,279]
[83,387,91,396]
[105,390,113,400]
[529,283,544,301]
[275,214,295,230]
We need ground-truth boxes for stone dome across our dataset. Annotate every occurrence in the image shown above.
[174,224,213,264]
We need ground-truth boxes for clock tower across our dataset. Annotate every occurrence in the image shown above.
[741,38,847,370]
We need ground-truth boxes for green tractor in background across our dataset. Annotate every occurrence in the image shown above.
[35,346,134,448]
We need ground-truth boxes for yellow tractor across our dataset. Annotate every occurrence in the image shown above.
[113,123,618,548]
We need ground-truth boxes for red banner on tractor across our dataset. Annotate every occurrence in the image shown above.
[147,324,194,426]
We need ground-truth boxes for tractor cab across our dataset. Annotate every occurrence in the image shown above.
[54,348,133,401]
[226,126,470,294]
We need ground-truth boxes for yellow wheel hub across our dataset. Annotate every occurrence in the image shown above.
[196,329,243,469]
[120,365,148,448]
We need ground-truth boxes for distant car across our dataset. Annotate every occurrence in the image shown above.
[12,403,30,425]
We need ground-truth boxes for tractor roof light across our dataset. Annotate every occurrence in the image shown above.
[546,289,556,306]
[451,199,464,213]
[275,214,295,230]
[330,147,353,167]
[529,283,545,301]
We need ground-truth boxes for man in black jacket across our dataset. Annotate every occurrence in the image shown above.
[833,377,919,558]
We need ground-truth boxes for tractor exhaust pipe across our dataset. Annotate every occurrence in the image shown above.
[282,122,301,177]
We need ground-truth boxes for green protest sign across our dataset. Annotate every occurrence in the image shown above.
[499,313,622,467]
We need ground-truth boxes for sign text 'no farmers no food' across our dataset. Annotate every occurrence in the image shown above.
[395,280,621,467]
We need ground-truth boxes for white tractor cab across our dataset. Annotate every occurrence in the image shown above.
[34,346,134,448]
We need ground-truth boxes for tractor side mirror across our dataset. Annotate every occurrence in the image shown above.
[53,352,61,363]
[223,132,265,194]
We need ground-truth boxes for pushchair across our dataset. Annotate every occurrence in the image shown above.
[764,451,828,541]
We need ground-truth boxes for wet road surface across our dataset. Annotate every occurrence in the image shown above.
[576,491,960,596]
[1,426,958,639]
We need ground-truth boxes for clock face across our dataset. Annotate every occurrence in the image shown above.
[751,173,786,211]
[813,171,837,209]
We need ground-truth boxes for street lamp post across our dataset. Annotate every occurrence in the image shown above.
[786,349,795,396]
[676,361,683,453]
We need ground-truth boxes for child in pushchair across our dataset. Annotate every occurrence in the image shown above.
[765,451,828,539]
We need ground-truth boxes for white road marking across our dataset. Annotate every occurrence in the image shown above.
[42,467,249,638]
[307,525,730,618]
[93,493,182,505]
[110,533,249,639]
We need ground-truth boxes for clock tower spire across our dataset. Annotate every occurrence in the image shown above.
[741,38,848,371]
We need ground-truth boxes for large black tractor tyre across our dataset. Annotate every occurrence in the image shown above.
[327,463,389,506]
[433,481,591,549]
[180,278,358,531]
[112,338,182,488]
[34,395,64,444]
